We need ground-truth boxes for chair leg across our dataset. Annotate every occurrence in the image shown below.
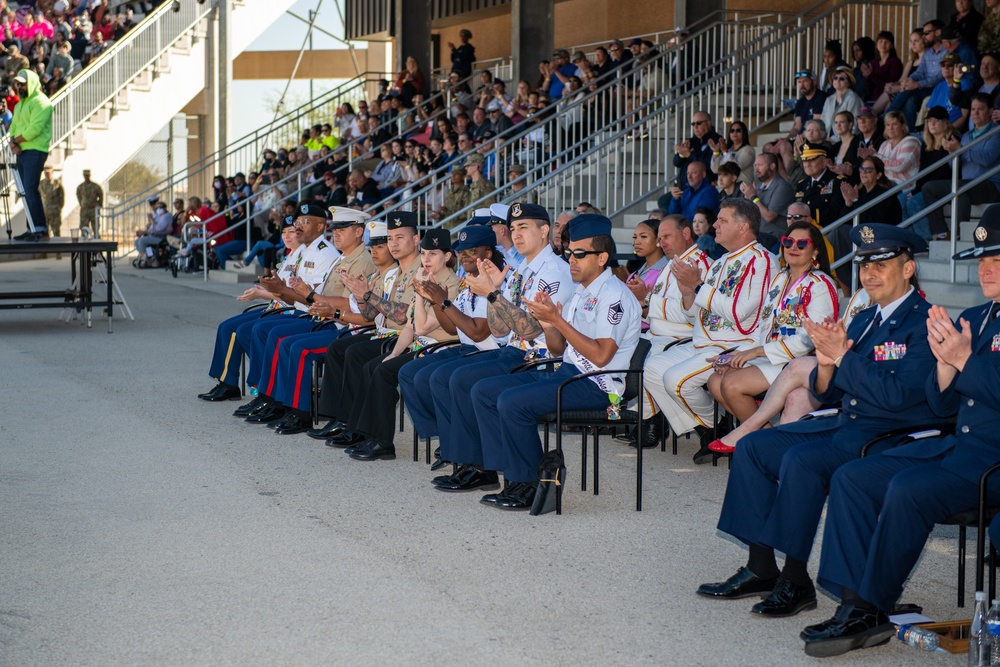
[412,428,419,462]
[543,423,550,452]
[426,437,431,465]
[593,430,600,496]
[581,429,588,492]
[991,543,997,604]
[399,395,405,432]
[959,524,967,608]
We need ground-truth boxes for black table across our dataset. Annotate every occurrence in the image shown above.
[0,237,118,332]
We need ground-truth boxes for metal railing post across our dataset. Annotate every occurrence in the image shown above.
[951,158,959,283]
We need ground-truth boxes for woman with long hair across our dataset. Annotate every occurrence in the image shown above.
[709,120,756,184]
[873,28,924,114]
[864,31,903,102]
[830,110,861,181]
[706,220,839,445]
[839,155,903,225]
[850,37,877,99]
[906,106,957,239]
[624,219,668,332]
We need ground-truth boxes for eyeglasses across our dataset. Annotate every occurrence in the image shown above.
[858,166,876,173]
[832,75,849,82]
[780,236,813,250]
[691,120,707,126]
[922,29,935,35]
[563,249,605,259]
[729,128,743,133]
[458,248,480,257]
[787,213,810,221]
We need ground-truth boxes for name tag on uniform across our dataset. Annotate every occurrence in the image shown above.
[992,334,1000,352]
[874,342,906,361]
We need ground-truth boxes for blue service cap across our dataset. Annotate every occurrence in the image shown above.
[508,202,550,224]
[850,223,928,263]
[453,225,497,251]
[954,204,1000,260]
[569,213,613,241]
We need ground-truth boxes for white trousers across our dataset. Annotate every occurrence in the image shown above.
[643,341,725,434]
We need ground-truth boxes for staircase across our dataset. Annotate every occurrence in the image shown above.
[5,0,298,232]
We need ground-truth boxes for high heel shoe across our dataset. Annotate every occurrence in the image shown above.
[708,439,735,454]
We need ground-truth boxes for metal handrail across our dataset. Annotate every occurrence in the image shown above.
[369,0,874,229]
[49,0,215,150]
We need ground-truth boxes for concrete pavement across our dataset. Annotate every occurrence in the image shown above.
[0,259,971,665]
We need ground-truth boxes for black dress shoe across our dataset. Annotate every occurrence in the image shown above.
[430,455,451,471]
[306,420,345,440]
[628,420,662,449]
[327,431,365,448]
[493,482,537,510]
[348,440,396,461]
[696,566,778,599]
[270,412,298,430]
[233,397,265,417]
[480,480,512,505]
[275,415,311,435]
[802,604,894,657]
[692,444,715,464]
[246,405,285,423]
[433,464,467,486]
[751,577,817,617]
[198,382,241,401]
[435,467,500,492]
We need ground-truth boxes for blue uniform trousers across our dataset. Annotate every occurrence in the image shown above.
[235,314,299,388]
[208,311,261,385]
[717,417,884,564]
[270,328,348,410]
[817,451,1000,611]
[470,362,608,483]
[254,319,317,394]
[431,347,522,467]
[398,345,476,438]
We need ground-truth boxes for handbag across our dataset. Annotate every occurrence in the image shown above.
[530,449,566,516]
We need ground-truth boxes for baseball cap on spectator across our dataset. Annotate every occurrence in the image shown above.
[941,53,962,65]
[857,106,876,119]
[941,27,962,42]
[13,72,26,84]
[509,164,527,175]
[571,51,587,63]
[794,68,815,80]
[609,39,624,48]
[451,164,467,175]
[926,106,950,120]
[630,38,643,47]
[465,153,485,166]
[553,49,570,59]
[486,98,504,112]
[481,130,496,141]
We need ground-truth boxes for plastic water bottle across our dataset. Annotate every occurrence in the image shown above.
[896,624,940,651]
[988,600,1000,666]
[971,591,991,666]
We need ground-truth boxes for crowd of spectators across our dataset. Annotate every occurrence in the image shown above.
[0,0,142,100]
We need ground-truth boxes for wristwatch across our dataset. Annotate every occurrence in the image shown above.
[487,290,502,303]
[441,299,453,310]
[306,290,316,304]
[362,290,374,302]
[334,308,341,320]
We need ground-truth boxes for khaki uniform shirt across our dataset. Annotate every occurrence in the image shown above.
[320,243,376,299]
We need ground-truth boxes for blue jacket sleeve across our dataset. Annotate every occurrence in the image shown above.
[832,327,936,411]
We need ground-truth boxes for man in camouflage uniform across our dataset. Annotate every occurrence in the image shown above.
[465,153,496,208]
[39,165,64,237]
[439,165,471,229]
[76,169,104,234]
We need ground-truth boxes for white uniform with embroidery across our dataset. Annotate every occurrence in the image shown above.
[645,244,711,341]
[294,235,339,312]
[841,287,871,329]
[645,240,779,433]
[563,269,642,395]
[502,245,574,355]
[740,269,839,383]
[454,281,504,350]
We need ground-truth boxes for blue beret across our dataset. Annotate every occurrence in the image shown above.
[420,228,451,251]
[297,203,331,220]
[850,223,928,263]
[453,225,497,251]
[954,204,1000,260]
[507,202,550,224]
[569,213,613,241]
[386,211,418,230]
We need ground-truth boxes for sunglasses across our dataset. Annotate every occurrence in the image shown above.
[780,236,813,250]
[832,75,849,82]
[858,166,876,173]
[787,213,810,221]
[691,120,707,126]
[564,249,605,259]
[729,128,743,133]
[458,248,481,257]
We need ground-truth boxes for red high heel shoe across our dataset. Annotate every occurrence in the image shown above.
[708,439,735,454]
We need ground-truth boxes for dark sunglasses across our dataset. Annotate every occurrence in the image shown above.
[787,213,810,221]
[780,236,813,250]
[832,75,849,82]
[564,248,605,259]
[691,120,707,126]
[858,166,876,173]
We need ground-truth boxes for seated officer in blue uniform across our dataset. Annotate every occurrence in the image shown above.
[469,214,642,510]
[802,205,1000,659]
[427,203,574,490]
[198,216,303,402]
[697,223,936,620]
